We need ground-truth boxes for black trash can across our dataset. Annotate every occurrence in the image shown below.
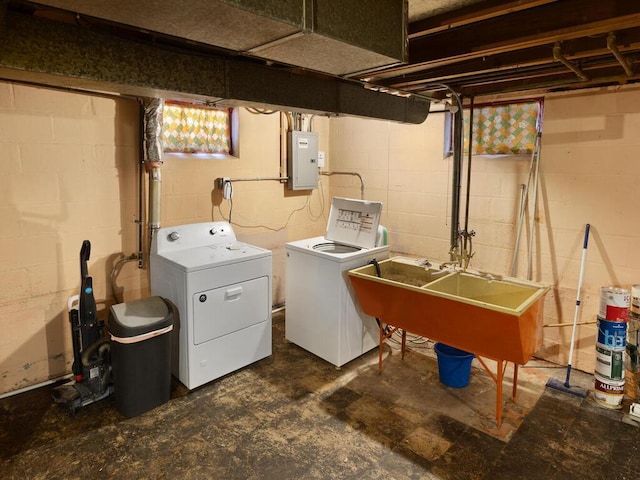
[109,296,176,418]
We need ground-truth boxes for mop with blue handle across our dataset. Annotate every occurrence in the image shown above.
[546,223,590,397]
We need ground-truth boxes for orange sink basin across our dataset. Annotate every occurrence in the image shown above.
[348,258,550,365]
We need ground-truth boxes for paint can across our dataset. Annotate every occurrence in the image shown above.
[632,284,640,316]
[594,343,625,381]
[599,286,630,322]
[596,316,627,349]
[594,374,625,409]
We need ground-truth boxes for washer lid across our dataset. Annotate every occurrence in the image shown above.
[325,197,382,249]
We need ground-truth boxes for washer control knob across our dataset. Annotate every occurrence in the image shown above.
[168,231,180,242]
[209,228,217,235]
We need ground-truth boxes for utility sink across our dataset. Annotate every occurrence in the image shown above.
[348,257,550,365]
[348,257,550,427]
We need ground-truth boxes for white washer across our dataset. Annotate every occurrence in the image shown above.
[285,197,389,367]
[150,221,272,390]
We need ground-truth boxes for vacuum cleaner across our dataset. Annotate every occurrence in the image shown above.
[52,240,113,413]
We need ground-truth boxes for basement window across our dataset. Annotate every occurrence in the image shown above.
[445,99,543,156]
[162,102,232,156]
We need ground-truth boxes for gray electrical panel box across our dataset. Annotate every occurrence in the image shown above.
[287,131,319,190]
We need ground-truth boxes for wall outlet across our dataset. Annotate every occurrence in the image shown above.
[318,151,325,168]
[218,177,232,199]
[222,179,232,199]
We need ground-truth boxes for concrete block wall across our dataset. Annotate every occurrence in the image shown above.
[328,113,451,257]
[0,83,140,393]
[535,88,640,371]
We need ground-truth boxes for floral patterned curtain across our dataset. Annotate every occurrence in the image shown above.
[162,104,231,154]
[463,101,540,155]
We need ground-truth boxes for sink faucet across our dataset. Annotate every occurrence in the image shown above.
[441,229,476,271]
[460,230,476,272]
[460,229,475,271]
[440,242,463,270]
[440,255,460,270]
[417,258,432,268]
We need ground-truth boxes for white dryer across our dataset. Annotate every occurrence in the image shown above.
[285,197,389,367]
[150,222,272,390]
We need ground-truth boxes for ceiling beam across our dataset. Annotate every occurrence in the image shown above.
[410,63,640,98]
[408,0,559,38]
[408,0,640,66]
[383,29,640,89]
[0,4,430,123]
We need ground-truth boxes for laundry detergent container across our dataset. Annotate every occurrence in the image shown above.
[109,296,176,418]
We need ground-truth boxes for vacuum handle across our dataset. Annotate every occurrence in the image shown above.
[583,224,590,249]
[80,240,91,280]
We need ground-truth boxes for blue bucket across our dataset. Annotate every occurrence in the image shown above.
[434,343,475,388]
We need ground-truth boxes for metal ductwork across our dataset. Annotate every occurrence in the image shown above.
[0,1,428,123]
[27,0,407,77]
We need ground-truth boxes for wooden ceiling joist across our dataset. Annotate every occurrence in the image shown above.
[375,0,640,98]
[409,1,640,66]
[408,0,560,39]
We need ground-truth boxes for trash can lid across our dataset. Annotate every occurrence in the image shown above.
[109,296,174,338]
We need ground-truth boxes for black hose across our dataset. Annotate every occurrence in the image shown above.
[369,258,381,277]
[81,337,110,367]
[368,259,390,335]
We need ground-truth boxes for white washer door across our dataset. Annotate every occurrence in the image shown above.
[193,276,269,345]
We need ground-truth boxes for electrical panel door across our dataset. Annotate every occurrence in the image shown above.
[287,131,319,190]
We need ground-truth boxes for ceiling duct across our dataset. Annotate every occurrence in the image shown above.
[0,2,428,124]
[28,0,408,76]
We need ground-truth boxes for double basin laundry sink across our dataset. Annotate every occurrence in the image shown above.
[348,258,550,365]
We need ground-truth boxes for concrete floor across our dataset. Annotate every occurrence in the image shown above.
[2,315,639,479]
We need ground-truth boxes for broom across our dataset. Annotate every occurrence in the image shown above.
[546,223,590,397]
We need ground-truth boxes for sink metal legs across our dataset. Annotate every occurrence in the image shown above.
[376,320,519,428]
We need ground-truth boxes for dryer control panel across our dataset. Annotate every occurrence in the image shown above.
[152,222,237,254]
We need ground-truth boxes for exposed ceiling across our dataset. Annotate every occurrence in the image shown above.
[374,0,640,102]
[3,0,640,113]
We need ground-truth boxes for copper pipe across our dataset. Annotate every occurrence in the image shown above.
[553,43,588,81]
[607,32,633,77]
